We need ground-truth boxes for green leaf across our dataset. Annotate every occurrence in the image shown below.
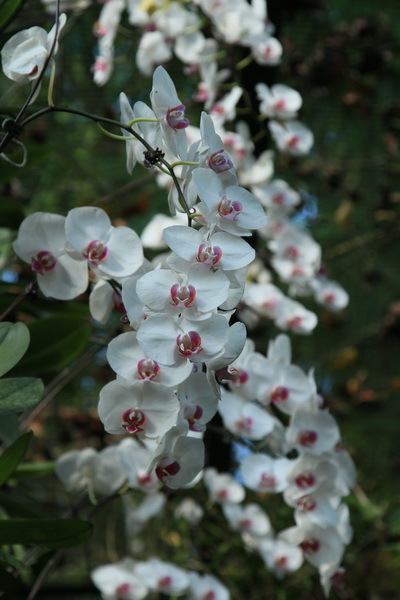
[0,0,25,33]
[10,316,91,376]
[0,431,33,486]
[0,492,41,518]
[13,461,55,480]
[0,518,93,548]
[0,549,27,571]
[0,413,18,445]
[0,322,30,377]
[0,378,44,415]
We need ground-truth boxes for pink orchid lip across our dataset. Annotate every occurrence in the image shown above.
[259,472,276,490]
[300,537,320,555]
[166,104,190,130]
[158,575,173,589]
[83,240,109,265]
[115,583,132,597]
[208,149,233,173]
[298,430,318,448]
[295,472,316,489]
[137,358,160,381]
[271,386,289,404]
[170,283,196,308]
[31,250,57,275]
[296,495,317,512]
[121,408,146,434]
[176,331,202,358]
[184,404,204,431]
[217,195,243,220]
[155,456,181,483]
[196,243,222,267]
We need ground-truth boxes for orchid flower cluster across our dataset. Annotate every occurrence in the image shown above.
[1,2,355,598]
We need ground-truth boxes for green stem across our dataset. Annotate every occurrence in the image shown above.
[236,54,254,70]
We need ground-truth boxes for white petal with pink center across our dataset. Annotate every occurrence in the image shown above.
[268,120,314,155]
[256,83,302,120]
[193,167,267,235]
[274,297,318,334]
[218,389,276,440]
[91,558,148,600]
[136,313,229,368]
[117,438,160,492]
[286,454,343,499]
[222,503,272,537]
[135,557,190,596]
[240,453,292,494]
[252,179,301,215]
[285,488,341,528]
[286,408,341,455]
[258,537,303,577]
[178,371,219,432]
[279,522,345,568]
[262,362,316,414]
[107,331,192,387]
[148,424,205,489]
[98,379,179,439]
[203,467,245,505]
[188,572,230,600]
[136,264,230,320]
[163,226,255,272]
[65,206,143,279]
[12,212,88,300]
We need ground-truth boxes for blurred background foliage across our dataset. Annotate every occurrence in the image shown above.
[1,0,400,598]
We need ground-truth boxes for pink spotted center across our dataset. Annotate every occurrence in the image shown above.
[274,98,287,111]
[31,250,57,275]
[122,408,146,434]
[184,404,204,431]
[298,429,318,448]
[259,472,276,490]
[275,556,288,569]
[216,488,228,501]
[288,316,303,330]
[115,583,132,597]
[158,575,173,589]
[296,495,317,512]
[323,292,335,305]
[208,149,233,173]
[295,472,316,489]
[217,195,243,220]
[273,193,285,205]
[284,245,300,260]
[235,416,253,433]
[300,537,320,555]
[196,243,222,267]
[137,358,160,381]
[203,591,216,600]
[176,331,202,358]
[137,470,154,489]
[83,240,109,266]
[287,136,300,150]
[170,283,196,308]
[271,386,289,404]
[166,104,190,130]
[155,456,181,483]
[239,517,253,530]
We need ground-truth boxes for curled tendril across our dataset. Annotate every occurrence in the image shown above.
[0,139,27,167]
